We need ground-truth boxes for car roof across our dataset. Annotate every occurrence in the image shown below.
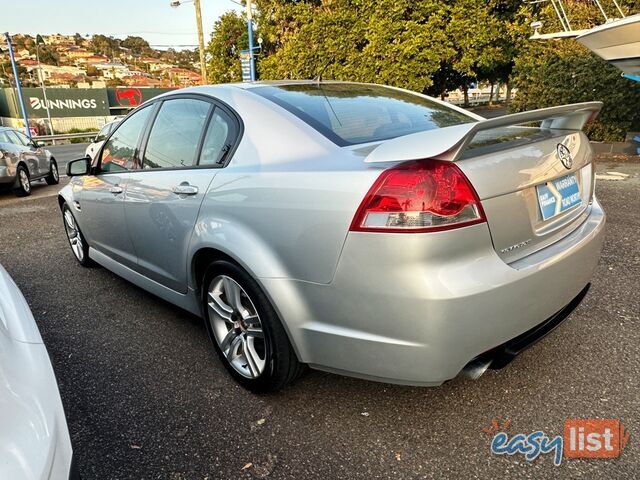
[176,80,391,96]
[229,80,378,90]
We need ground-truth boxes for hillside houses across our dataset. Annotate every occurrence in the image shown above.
[1,33,202,89]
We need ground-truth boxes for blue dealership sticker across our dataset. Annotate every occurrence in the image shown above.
[536,173,581,221]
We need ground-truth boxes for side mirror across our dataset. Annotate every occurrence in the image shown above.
[67,157,91,176]
[30,140,41,149]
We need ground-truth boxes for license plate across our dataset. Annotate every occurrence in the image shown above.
[536,173,581,221]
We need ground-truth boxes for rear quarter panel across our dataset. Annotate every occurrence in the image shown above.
[188,87,382,285]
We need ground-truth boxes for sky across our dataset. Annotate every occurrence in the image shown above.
[2,0,242,50]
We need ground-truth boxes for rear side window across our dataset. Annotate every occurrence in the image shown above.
[251,83,475,146]
[199,109,236,166]
[143,98,211,169]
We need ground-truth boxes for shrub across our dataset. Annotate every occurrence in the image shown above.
[511,40,640,142]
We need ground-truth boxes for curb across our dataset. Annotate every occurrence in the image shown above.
[591,132,640,155]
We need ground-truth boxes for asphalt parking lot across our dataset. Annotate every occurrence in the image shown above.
[0,155,638,479]
[49,142,91,172]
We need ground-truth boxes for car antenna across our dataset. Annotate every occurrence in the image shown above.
[312,56,336,85]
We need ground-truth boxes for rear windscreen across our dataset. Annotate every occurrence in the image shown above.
[251,83,475,146]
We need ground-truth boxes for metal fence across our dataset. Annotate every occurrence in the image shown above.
[35,132,98,145]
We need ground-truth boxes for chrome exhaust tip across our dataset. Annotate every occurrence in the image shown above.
[461,358,493,380]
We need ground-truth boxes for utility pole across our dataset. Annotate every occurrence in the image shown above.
[170,0,207,85]
[194,0,207,84]
[35,35,54,136]
[246,0,256,81]
[4,32,31,139]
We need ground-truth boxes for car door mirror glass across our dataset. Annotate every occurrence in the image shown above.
[67,157,90,176]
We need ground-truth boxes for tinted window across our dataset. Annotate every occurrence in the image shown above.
[0,131,12,144]
[199,109,234,165]
[101,106,152,172]
[143,98,211,169]
[8,130,30,146]
[252,83,475,146]
[95,124,112,142]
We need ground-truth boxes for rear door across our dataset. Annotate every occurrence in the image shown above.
[123,95,240,293]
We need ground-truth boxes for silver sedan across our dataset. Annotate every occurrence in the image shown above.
[58,81,605,392]
[0,127,59,196]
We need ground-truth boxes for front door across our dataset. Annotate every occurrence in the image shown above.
[79,106,153,268]
[124,97,238,292]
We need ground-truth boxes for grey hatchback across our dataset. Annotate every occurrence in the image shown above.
[0,127,59,196]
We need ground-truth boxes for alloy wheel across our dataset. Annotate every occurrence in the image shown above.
[52,162,59,181]
[63,209,84,262]
[207,275,266,379]
[19,169,30,193]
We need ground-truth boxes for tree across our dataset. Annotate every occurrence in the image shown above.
[0,61,27,86]
[91,35,121,57]
[512,40,640,141]
[206,11,248,83]
[255,0,453,92]
[121,36,152,55]
[252,0,526,101]
[205,0,640,140]
[37,45,60,66]
[86,65,99,77]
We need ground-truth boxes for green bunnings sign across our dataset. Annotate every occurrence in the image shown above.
[0,88,110,118]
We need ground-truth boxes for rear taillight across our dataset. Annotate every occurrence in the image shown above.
[350,160,486,233]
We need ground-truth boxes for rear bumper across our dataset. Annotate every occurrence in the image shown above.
[466,283,590,372]
[262,197,605,386]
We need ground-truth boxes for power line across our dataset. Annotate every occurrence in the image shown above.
[148,44,198,47]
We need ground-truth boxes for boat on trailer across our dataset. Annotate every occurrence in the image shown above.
[530,1,640,81]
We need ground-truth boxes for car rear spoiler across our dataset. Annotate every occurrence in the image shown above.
[364,101,603,164]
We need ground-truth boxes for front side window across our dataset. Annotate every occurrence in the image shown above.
[251,83,476,146]
[199,109,235,166]
[100,106,152,172]
[8,130,30,147]
[95,124,112,142]
[0,131,12,144]
[143,98,211,169]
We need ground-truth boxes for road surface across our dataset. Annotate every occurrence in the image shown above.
[0,160,637,479]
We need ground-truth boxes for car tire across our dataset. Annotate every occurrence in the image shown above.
[62,203,95,267]
[202,260,305,393]
[13,165,31,197]
[45,158,59,185]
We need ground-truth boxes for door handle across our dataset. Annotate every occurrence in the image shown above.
[172,184,199,196]
[109,185,123,195]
